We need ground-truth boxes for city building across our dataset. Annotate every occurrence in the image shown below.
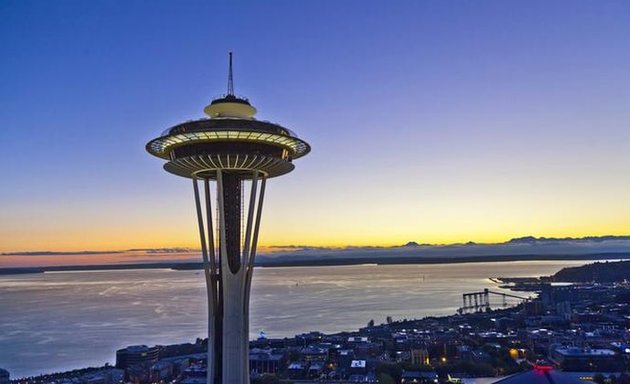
[400,370,439,384]
[287,362,308,379]
[248,349,285,374]
[549,346,621,371]
[115,345,160,370]
[410,348,430,365]
[145,53,310,384]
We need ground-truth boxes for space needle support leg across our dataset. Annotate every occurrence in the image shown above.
[204,179,217,294]
[244,176,266,304]
[244,176,266,345]
[243,176,266,383]
[240,171,259,384]
[203,178,219,384]
[242,171,259,289]
[192,177,215,384]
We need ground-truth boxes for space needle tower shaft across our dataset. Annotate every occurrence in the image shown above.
[146,54,310,384]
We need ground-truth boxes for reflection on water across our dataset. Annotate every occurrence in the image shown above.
[0,260,591,377]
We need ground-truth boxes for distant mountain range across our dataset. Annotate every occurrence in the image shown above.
[3,236,630,257]
[2,236,630,273]
[399,235,630,247]
[2,236,630,270]
[256,235,630,266]
[505,235,630,244]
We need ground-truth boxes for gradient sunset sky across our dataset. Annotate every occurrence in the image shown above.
[1,1,629,253]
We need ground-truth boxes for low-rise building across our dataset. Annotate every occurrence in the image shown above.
[287,362,308,379]
[249,349,285,374]
[400,370,438,384]
[549,346,622,371]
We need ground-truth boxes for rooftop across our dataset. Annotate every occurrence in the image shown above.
[494,369,586,384]
[554,347,616,356]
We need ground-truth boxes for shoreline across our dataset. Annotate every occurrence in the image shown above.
[2,259,616,378]
[1,252,629,276]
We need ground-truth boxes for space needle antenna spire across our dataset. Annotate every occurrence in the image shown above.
[227,52,234,96]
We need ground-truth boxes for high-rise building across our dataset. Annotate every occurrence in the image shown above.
[115,345,160,370]
[146,54,310,384]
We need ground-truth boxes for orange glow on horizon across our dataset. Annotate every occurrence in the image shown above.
[2,229,630,254]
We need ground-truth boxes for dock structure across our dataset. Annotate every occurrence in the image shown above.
[459,288,530,314]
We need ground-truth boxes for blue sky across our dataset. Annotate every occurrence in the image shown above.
[1,1,629,251]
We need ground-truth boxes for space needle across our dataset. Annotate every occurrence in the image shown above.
[146,53,310,384]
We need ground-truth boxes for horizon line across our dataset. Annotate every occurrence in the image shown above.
[3,234,630,256]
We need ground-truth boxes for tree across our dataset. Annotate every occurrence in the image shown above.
[435,361,494,378]
[252,374,281,384]
[375,363,402,383]
[368,319,375,327]
[618,373,630,384]
[377,373,395,384]
[400,362,434,372]
[287,350,301,362]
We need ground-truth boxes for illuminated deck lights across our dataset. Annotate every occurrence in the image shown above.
[147,129,310,160]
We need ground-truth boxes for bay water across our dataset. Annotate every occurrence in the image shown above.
[0,260,594,377]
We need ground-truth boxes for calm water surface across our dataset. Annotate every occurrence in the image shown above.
[0,260,593,377]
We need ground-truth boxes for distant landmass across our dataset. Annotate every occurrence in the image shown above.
[2,236,630,275]
[551,260,630,282]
